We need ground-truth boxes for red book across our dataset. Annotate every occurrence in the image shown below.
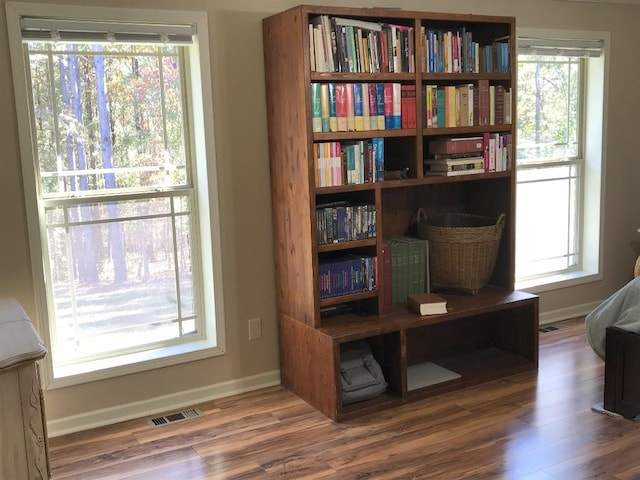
[401,85,416,129]
[383,83,394,129]
[495,84,505,125]
[335,83,348,132]
[368,83,378,130]
[346,83,355,131]
[428,136,484,155]
[476,79,489,126]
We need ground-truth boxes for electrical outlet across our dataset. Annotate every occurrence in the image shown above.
[248,317,262,340]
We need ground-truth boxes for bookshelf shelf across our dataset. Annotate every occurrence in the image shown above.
[263,4,538,421]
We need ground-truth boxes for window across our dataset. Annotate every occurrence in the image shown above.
[515,29,607,291]
[6,4,225,386]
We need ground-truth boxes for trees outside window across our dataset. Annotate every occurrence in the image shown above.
[6,4,224,384]
[516,31,606,290]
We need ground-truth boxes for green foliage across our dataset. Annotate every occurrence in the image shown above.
[517,55,581,163]
[28,42,188,194]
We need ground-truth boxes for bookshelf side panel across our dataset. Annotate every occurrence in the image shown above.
[264,9,318,327]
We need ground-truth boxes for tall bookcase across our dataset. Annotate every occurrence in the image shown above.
[263,5,539,421]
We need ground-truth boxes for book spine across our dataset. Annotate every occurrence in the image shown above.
[383,83,394,129]
[436,88,445,128]
[477,79,489,126]
[361,82,370,131]
[373,137,384,182]
[444,85,456,128]
[495,84,505,125]
[376,83,385,130]
[489,85,496,125]
[382,242,392,306]
[426,160,484,172]
[353,83,364,131]
[346,83,355,131]
[368,83,378,130]
[428,137,484,155]
[335,83,348,132]
[328,83,338,132]
[483,132,490,171]
[458,84,471,127]
[311,83,322,133]
[320,83,330,132]
[392,83,401,129]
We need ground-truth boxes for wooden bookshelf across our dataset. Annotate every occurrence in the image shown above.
[263,5,539,421]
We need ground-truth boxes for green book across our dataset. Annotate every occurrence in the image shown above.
[311,83,322,133]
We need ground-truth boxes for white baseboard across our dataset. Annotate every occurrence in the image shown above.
[47,369,281,437]
[539,301,600,325]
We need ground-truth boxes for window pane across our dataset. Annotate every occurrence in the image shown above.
[517,55,580,163]
[516,164,579,278]
[45,195,197,363]
[28,43,187,196]
[27,38,202,367]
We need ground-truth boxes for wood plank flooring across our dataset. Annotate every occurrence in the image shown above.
[48,318,640,479]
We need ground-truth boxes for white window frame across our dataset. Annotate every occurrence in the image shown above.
[515,28,608,293]
[5,2,226,389]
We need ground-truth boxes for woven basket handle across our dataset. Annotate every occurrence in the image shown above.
[496,213,506,227]
[416,208,428,223]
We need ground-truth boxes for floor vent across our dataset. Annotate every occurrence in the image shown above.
[539,325,560,333]
[148,408,203,427]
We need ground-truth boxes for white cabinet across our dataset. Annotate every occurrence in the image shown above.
[0,299,50,480]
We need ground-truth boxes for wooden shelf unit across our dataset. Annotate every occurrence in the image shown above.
[263,5,539,421]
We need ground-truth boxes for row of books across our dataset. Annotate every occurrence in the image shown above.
[310,15,415,73]
[314,138,385,187]
[425,133,512,176]
[311,82,415,133]
[318,255,378,299]
[419,27,510,74]
[423,82,512,129]
[316,202,376,245]
[382,237,429,305]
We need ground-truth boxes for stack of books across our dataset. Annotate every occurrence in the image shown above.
[424,152,484,176]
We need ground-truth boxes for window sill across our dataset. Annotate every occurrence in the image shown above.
[47,338,225,390]
[516,270,602,294]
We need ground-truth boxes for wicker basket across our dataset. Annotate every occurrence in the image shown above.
[416,209,506,295]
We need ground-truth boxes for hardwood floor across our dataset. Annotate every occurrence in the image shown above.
[48,317,640,479]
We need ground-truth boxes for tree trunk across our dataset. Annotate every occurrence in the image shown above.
[68,52,98,284]
[93,46,127,284]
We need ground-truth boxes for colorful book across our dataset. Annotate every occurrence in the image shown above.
[368,83,378,130]
[328,83,338,132]
[353,83,364,131]
[335,83,348,132]
[375,83,385,130]
[346,83,355,131]
[320,83,330,132]
[311,83,322,133]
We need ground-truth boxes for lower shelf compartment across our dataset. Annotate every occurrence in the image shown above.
[407,362,461,391]
[280,290,539,422]
[407,347,535,398]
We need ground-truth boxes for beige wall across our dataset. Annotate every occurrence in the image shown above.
[1,0,639,424]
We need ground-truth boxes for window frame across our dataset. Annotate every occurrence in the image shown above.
[515,27,608,293]
[5,2,226,389]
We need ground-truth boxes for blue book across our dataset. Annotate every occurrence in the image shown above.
[375,83,385,130]
[373,137,384,182]
[353,83,364,131]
